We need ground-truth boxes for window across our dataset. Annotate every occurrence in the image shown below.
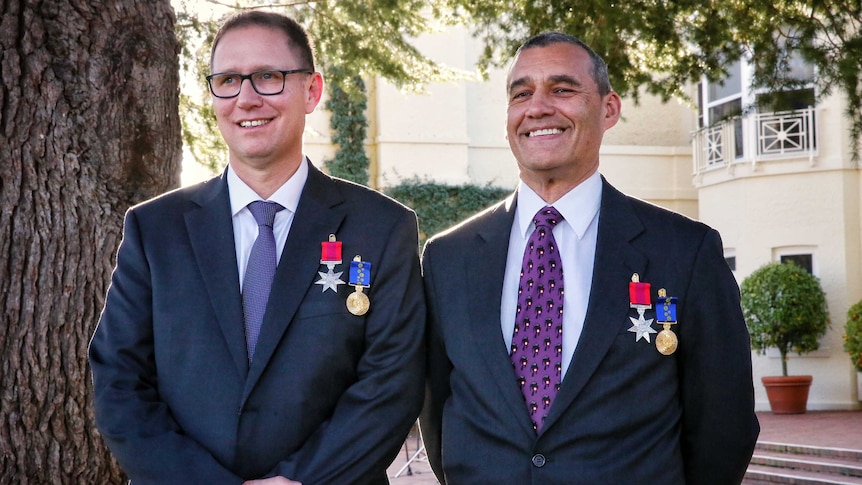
[708,61,743,101]
[701,60,744,160]
[757,88,815,112]
[724,248,737,272]
[786,49,815,83]
[773,247,816,274]
[780,253,812,273]
[694,48,817,169]
[754,89,817,156]
[725,255,737,272]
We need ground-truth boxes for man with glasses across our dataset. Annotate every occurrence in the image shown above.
[90,11,425,485]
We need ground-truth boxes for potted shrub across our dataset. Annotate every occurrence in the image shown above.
[845,299,862,400]
[740,261,830,414]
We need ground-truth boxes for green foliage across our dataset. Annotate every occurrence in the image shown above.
[324,66,369,185]
[175,4,226,173]
[385,179,510,244]
[444,0,862,160]
[298,0,468,92]
[740,262,830,376]
[844,299,862,372]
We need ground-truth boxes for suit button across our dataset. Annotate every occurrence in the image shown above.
[531,454,546,468]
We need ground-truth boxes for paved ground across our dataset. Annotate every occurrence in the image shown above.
[387,411,862,484]
[756,410,862,449]
[387,433,436,484]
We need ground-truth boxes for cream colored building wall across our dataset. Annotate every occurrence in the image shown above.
[605,94,693,147]
[373,27,490,188]
[184,17,862,410]
[601,145,698,219]
[304,102,335,167]
[308,27,697,213]
[600,94,698,218]
[697,90,862,410]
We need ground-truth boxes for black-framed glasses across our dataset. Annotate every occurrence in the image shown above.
[206,69,313,98]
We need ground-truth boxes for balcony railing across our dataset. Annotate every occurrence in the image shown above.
[693,107,817,175]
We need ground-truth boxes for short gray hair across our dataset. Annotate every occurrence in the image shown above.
[515,32,612,96]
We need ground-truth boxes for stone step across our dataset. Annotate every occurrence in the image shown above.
[751,451,862,478]
[744,442,862,485]
[744,464,862,484]
[757,442,862,463]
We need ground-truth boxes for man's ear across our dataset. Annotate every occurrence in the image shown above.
[603,91,622,130]
[305,72,324,114]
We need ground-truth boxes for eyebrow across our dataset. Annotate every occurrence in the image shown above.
[211,63,285,74]
[548,74,582,87]
[507,76,531,95]
[508,74,584,95]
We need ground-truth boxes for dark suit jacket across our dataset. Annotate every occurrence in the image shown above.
[89,161,425,484]
[420,177,759,484]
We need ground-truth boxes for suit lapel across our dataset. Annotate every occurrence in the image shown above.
[542,178,648,433]
[466,194,538,437]
[185,174,249,380]
[243,162,347,398]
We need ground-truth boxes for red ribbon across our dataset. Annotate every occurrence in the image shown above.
[321,240,342,262]
[629,281,651,306]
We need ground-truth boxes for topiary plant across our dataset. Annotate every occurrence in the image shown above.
[845,299,862,372]
[740,261,830,376]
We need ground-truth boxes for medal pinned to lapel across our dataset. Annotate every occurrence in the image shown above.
[315,234,346,293]
[346,255,371,316]
[628,273,657,343]
[655,288,678,355]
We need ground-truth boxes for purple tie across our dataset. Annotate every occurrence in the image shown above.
[243,201,284,362]
[510,206,564,433]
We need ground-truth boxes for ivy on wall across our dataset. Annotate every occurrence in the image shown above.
[324,66,370,185]
[385,179,511,244]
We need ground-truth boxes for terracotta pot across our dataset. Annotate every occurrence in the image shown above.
[761,375,813,414]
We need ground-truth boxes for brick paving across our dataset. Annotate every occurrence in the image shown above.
[387,411,862,484]
[756,411,862,449]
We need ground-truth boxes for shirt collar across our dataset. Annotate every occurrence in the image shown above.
[516,171,602,240]
[227,158,309,216]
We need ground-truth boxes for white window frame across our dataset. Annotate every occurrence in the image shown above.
[696,51,817,165]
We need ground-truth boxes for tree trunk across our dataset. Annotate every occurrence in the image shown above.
[0,1,181,483]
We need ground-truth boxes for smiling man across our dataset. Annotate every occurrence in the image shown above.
[420,32,759,484]
[89,11,425,485]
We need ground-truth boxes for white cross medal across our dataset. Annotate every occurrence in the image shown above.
[627,273,656,343]
[315,234,345,293]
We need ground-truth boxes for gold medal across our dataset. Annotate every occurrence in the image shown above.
[656,324,678,355]
[346,255,371,316]
[347,287,370,316]
[655,288,678,355]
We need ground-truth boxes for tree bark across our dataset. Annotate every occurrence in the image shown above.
[0,1,181,482]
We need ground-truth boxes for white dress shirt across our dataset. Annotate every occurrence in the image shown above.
[228,159,308,291]
[501,171,602,378]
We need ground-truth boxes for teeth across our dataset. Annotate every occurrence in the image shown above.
[240,119,269,127]
[528,128,562,137]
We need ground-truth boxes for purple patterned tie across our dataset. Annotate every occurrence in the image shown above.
[243,201,284,362]
[510,206,564,433]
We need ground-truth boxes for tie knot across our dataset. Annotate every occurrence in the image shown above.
[533,206,563,229]
[247,200,284,228]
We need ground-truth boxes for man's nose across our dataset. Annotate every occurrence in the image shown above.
[235,78,262,106]
[525,92,555,117]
